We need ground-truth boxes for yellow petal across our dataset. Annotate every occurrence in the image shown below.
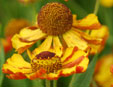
[12,34,34,53]
[53,36,63,57]
[94,54,113,87]
[62,47,88,65]
[19,27,46,42]
[90,26,109,54]
[63,29,88,51]
[3,54,32,74]
[72,28,102,45]
[32,36,53,57]
[73,14,101,30]
[90,26,109,41]
[60,57,89,76]
[12,27,46,53]
[101,0,113,7]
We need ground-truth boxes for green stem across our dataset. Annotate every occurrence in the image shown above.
[53,80,57,87]
[46,80,51,87]
[68,74,76,87]
[94,0,100,15]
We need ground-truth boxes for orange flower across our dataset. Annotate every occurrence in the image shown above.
[94,54,113,87]
[0,19,30,53]
[2,46,89,80]
[5,19,29,37]
[0,37,12,53]
[11,2,106,55]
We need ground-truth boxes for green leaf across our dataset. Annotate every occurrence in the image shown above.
[69,54,98,87]
[0,42,5,87]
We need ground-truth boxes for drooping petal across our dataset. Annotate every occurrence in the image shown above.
[53,36,63,57]
[63,29,88,51]
[11,27,46,53]
[26,68,46,80]
[2,54,32,74]
[60,57,89,76]
[12,34,34,53]
[90,26,109,45]
[32,36,53,57]
[19,27,46,42]
[89,26,109,54]
[73,14,101,30]
[72,29,102,45]
[6,73,27,80]
[61,47,88,66]
[2,54,32,79]
[59,47,89,76]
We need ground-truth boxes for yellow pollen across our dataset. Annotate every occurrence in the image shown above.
[31,51,62,73]
[38,2,72,35]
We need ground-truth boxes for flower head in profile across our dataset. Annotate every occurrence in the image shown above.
[2,46,89,80]
[11,2,108,55]
[94,54,113,87]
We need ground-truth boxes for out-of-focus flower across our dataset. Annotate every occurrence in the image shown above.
[11,2,106,55]
[1,19,30,53]
[2,46,89,80]
[5,19,30,37]
[18,0,36,4]
[101,0,113,7]
[0,37,12,53]
[94,54,113,87]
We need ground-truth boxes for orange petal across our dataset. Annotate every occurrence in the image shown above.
[110,65,113,74]
[26,68,46,80]
[6,73,27,80]
[73,14,101,30]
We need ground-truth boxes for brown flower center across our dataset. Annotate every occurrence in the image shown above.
[38,2,72,35]
[31,51,62,73]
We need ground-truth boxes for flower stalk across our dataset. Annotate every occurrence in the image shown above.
[46,80,51,87]
[94,0,100,15]
[53,80,57,87]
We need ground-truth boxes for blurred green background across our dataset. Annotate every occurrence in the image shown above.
[0,0,113,87]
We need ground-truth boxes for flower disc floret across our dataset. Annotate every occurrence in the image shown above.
[38,2,72,35]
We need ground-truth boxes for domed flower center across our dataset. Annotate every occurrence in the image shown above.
[31,51,62,73]
[38,2,72,35]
